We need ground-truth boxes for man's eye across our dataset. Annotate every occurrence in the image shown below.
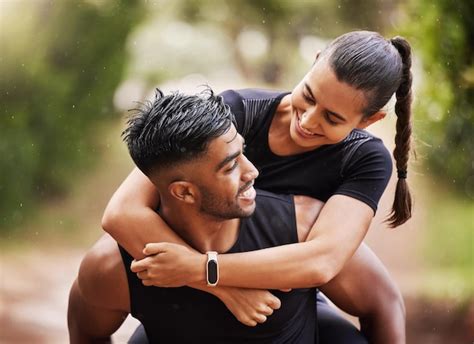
[226,160,238,173]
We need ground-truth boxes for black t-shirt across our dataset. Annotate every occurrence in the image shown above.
[120,191,316,344]
[220,88,393,213]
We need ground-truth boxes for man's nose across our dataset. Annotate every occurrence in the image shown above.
[241,155,259,181]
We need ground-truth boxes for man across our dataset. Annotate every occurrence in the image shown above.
[68,89,403,343]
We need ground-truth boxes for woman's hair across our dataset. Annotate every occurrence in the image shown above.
[324,31,413,227]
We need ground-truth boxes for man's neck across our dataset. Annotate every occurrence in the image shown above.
[160,204,241,254]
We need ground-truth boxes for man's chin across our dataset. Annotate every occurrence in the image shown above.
[239,202,256,218]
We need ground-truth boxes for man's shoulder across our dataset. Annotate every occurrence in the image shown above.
[77,234,129,311]
[255,189,294,204]
[254,190,323,243]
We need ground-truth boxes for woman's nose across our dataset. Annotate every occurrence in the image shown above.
[300,106,320,129]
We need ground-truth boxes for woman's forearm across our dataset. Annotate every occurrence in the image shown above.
[204,196,373,289]
[218,241,331,289]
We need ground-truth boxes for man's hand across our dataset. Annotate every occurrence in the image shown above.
[213,287,282,327]
[131,242,205,287]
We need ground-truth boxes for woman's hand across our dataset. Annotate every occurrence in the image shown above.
[213,287,282,327]
[131,242,205,287]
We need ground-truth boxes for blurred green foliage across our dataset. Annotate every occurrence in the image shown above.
[0,0,144,229]
[405,0,474,198]
[171,0,396,84]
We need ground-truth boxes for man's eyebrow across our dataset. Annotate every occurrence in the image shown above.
[215,150,241,172]
[304,83,346,122]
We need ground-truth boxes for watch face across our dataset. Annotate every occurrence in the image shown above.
[207,260,218,284]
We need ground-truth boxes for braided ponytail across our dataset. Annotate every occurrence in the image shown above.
[386,36,413,227]
[326,31,414,227]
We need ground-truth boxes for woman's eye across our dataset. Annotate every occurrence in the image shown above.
[303,93,315,104]
[325,113,338,125]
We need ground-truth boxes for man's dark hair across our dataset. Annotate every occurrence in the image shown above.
[122,87,234,176]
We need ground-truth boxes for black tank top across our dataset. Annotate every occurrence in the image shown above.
[119,190,316,344]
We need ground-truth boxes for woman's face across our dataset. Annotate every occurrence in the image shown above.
[289,57,371,149]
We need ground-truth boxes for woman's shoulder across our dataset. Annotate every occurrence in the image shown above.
[339,129,392,175]
[219,88,289,137]
[219,88,288,103]
[340,129,389,154]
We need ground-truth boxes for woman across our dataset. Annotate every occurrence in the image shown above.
[103,31,412,343]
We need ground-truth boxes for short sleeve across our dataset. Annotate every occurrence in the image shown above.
[334,139,393,214]
[219,89,246,134]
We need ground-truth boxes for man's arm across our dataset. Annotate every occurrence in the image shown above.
[320,243,406,344]
[68,234,130,343]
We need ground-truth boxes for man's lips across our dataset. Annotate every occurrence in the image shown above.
[238,182,256,200]
[238,181,254,195]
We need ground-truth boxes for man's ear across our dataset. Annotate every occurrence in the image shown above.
[168,181,197,204]
[357,111,386,129]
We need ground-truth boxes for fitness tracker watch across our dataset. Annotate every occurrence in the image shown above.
[206,251,219,287]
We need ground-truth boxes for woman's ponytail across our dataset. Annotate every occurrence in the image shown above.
[386,36,413,227]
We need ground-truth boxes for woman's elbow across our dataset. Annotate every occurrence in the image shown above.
[101,203,124,235]
[309,262,338,286]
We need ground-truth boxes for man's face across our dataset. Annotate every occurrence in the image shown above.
[195,124,259,220]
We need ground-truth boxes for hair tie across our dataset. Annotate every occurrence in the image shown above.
[397,170,407,179]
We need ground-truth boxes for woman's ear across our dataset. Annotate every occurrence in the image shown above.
[357,111,386,129]
[168,181,197,204]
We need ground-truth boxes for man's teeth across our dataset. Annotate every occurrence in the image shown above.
[240,187,252,197]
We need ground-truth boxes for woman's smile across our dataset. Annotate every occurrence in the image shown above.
[294,110,324,139]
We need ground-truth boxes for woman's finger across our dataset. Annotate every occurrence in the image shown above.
[261,306,274,316]
[255,314,267,324]
[136,270,148,280]
[130,256,154,272]
[143,242,168,255]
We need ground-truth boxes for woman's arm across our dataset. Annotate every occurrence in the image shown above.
[132,194,372,289]
[102,168,192,259]
[218,195,372,288]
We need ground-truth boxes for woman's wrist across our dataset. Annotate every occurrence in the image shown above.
[192,253,208,284]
